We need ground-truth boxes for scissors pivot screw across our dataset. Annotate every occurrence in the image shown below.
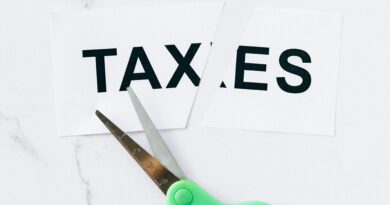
[174,189,193,205]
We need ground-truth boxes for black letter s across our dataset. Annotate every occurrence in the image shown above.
[277,49,311,93]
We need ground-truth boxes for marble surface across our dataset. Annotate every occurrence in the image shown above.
[0,0,389,204]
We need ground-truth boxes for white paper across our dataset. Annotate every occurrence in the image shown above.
[202,8,342,136]
[50,2,224,136]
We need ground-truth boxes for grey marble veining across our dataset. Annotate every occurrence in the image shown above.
[74,143,93,205]
[1,115,41,160]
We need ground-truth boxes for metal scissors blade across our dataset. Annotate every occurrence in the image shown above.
[95,110,180,194]
[127,87,185,179]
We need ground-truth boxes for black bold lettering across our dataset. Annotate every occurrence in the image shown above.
[166,43,201,88]
[234,46,269,90]
[120,47,162,91]
[277,49,311,93]
[82,48,117,93]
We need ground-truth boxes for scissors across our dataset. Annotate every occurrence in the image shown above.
[95,87,269,205]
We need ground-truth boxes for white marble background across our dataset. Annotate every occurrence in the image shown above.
[0,0,389,204]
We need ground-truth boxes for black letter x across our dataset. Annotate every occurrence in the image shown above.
[165,43,201,88]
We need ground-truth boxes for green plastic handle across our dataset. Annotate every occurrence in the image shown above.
[166,180,269,205]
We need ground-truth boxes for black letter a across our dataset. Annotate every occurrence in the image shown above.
[120,47,162,91]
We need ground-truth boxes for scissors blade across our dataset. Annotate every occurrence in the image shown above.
[96,110,180,194]
[127,87,185,179]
